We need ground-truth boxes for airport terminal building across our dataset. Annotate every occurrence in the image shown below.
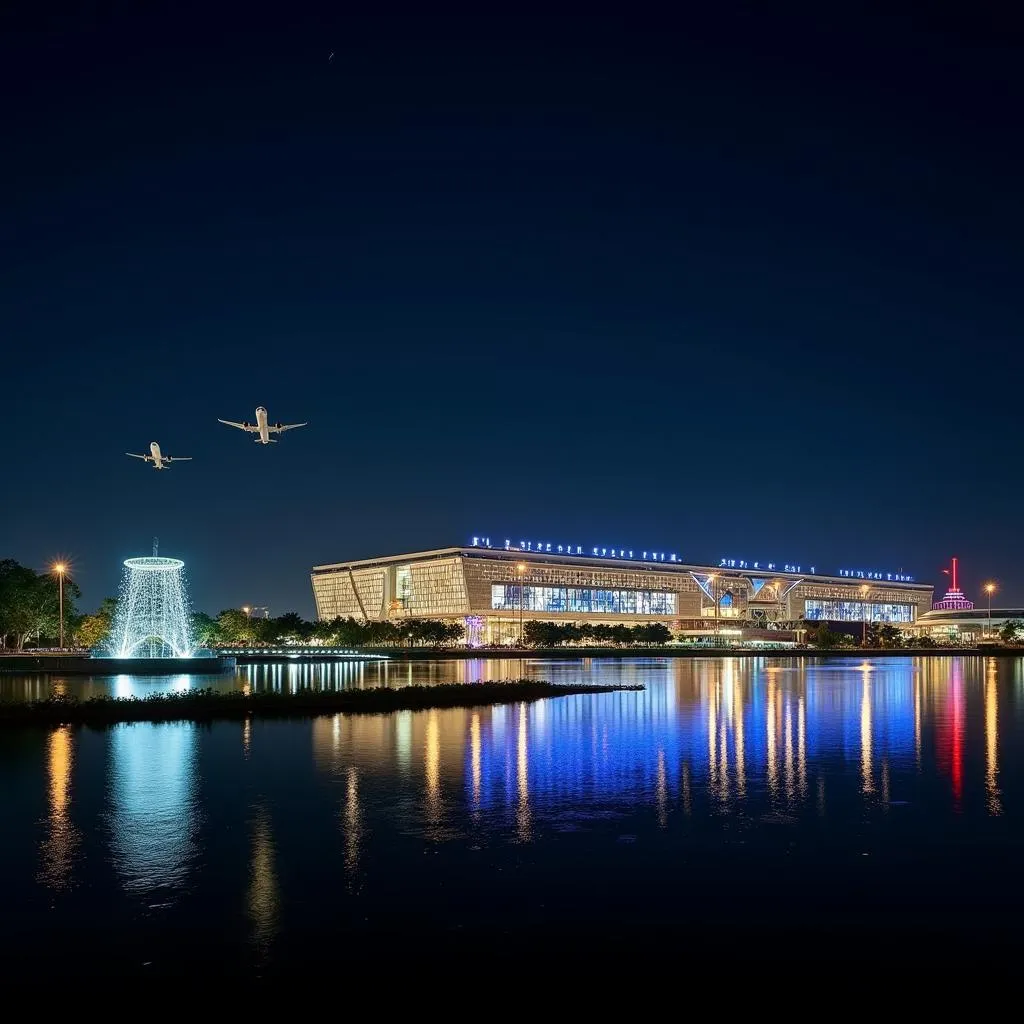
[311,538,934,644]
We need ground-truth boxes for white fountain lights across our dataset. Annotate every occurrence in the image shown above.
[108,555,195,659]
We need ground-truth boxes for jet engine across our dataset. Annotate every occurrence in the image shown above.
[275,422,283,429]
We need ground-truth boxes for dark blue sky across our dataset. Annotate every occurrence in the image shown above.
[2,3,1021,616]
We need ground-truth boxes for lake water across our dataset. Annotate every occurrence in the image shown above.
[2,655,1021,977]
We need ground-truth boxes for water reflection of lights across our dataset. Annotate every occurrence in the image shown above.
[470,713,482,809]
[784,700,795,801]
[108,723,199,896]
[860,664,873,795]
[707,686,719,793]
[424,712,442,829]
[248,804,279,956]
[950,661,965,810]
[344,767,363,878]
[766,676,779,801]
[292,657,1011,841]
[656,749,668,827]
[516,703,533,842]
[797,697,807,798]
[914,675,921,769]
[734,672,746,798]
[985,658,1001,815]
[38,726,80,890]
[14,654,1016,924]
[396,712,412,773]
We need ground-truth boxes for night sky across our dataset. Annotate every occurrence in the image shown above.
[2,4,1021,616]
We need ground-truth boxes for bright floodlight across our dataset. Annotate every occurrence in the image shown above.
[108,556,194,658]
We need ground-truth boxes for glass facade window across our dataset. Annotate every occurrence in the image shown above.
[491,585,677,616]
[804,600,913,623]
[395,567,412,608]
[701,604,740,618]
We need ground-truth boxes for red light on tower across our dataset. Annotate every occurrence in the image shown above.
[934,556,974,611]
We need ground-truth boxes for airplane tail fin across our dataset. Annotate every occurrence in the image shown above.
[256,437,278,443]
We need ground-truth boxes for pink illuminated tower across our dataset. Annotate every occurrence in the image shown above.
[932,557,974,611]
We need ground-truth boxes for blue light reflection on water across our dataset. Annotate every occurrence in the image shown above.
[106,721,201,895]
[1,655,1021,976]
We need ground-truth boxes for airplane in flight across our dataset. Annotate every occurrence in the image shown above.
[126,442,192,470]
[218,406,308,444]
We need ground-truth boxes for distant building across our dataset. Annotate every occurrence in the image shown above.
[909,558,1016,641]
[310,538,933,645]
[910,608,1023,643]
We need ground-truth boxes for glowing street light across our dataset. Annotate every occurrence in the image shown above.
[984,582,996,637]
[707,573,719,638]
[52,562,67,650]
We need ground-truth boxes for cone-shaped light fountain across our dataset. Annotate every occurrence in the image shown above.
[108,542,194,658]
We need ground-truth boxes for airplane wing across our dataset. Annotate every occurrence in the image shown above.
[126,453,150,460]
[166,456,192,462]
[267,422,308,433]
[218,419,258,432]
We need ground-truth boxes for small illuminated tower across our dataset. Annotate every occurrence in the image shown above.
[108,542,194,658]
[932,557,974,611]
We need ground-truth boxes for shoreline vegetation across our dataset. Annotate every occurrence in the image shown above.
[0,680,643,727]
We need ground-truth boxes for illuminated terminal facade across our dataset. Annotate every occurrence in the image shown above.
[311,536,934,644]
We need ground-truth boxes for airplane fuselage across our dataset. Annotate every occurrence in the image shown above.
[255,406,270,444]
[149,441,167,469]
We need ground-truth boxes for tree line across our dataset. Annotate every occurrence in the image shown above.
[5,558,1024,651]
[804,622,934,648]
[522,620,673,647]
[78,605,467,650]
[203,612,466,648]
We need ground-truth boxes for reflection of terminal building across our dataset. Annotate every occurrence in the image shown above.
[311,538,933,644]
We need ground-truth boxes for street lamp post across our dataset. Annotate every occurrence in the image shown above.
[54,563,67,650]
[516,563,527,647]
[861,584,870,648]
[984,582,996,638]
[707,574,719,641]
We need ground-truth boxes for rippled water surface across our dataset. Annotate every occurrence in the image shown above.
[2,655,1022,976]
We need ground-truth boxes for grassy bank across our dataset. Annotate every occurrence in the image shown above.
[0,680,643,727]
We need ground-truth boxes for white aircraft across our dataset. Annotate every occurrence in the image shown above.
[126,442,192,470]
[218,406,307,444]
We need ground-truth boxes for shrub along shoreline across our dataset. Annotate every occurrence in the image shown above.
[0,680,643,727]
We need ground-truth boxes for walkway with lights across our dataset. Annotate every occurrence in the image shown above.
[216,647,389,660]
